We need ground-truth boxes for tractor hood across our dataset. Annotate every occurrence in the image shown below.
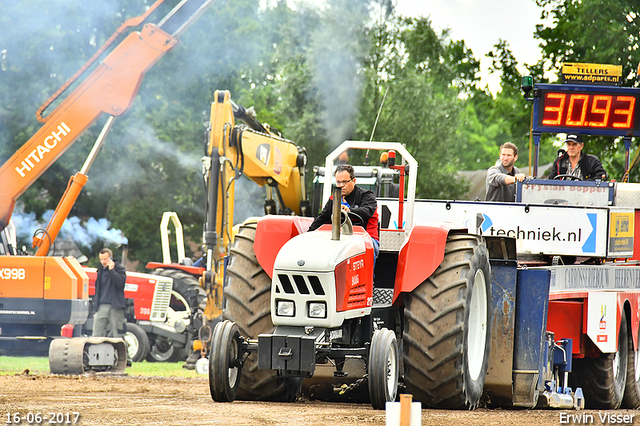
[273,228,367,273]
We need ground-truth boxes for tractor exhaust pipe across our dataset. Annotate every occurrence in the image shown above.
[331,185,341,240]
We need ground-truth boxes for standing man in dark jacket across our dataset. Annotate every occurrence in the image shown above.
[93,248,127,338]
[308,164,380,260]
[548,133,607,181]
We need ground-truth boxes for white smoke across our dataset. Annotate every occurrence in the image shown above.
[233,175,265,222]
[12,208,128,248]
[307,0,370,148]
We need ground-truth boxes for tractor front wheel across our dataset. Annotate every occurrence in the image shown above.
[402,233,491,409]
[209,320,243,402]
[223,221,303,402]
[124,322,150,363]
[368,328,399,409]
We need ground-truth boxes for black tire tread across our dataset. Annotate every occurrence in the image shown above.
[209,320,242,402]
[368,328,399,409]
[622,314,640,408]
[402,233,490,409]
[572,311,628,409]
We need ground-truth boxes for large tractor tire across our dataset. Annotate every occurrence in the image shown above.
[623,314,640,408]
[223,221,303,402]
[148,269,204,362]
[402,233,491,409]
[572,310,628,409]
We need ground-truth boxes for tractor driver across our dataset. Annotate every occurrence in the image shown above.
[548,133,607,181]
[308,164,380,261]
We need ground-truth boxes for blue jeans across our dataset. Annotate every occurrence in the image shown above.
[372,237,380,267]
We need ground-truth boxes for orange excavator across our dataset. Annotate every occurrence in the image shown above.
[0,0,216,372]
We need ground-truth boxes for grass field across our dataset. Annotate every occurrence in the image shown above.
[0,356,205,377]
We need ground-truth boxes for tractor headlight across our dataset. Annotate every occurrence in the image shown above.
[173,319,186,334]
[276,300,295,317]
[308,302,327,319]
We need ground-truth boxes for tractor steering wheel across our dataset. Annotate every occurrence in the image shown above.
[343,211,364,226]
[553,174,582,181]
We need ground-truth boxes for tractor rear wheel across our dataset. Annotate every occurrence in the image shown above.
[572,310,628,409]
[209,320,242,402]
[402,233,491,409]
[153,268,205,312]
[623,317,640,408]
[368,328,399,409]
[223,221,303,402]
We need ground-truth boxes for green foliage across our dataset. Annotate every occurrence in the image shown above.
[534,0,640,180]
[375,72,469,199]
[4,0,640,270]
[535,0,639,84]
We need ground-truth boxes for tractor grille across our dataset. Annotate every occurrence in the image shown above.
[276,274,326,296]
[150,278,173,322]
[346,288,367,309]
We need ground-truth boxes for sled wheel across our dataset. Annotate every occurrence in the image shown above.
[368,328,399,409]
[572,310,628,409]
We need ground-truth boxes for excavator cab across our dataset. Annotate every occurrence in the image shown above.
[0,221,18,256]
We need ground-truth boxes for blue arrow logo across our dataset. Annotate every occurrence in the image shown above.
[582,213,597,253]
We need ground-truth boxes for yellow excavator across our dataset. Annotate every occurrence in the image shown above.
[145,90,312,369]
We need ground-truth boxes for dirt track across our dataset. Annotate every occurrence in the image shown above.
[1,373,638,426]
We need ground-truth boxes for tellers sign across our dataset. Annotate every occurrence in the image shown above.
[533,84,640,136]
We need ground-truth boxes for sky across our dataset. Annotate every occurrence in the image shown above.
[394,0,549,93]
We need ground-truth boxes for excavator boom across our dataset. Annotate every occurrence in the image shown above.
[0,0,216,233]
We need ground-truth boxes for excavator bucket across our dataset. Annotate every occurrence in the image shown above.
[49,337,127,375]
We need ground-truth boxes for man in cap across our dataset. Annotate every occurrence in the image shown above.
[548,133,607,181]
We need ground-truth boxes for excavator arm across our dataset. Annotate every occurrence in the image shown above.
[0,0,216,234]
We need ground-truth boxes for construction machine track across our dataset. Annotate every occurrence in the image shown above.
[49,337,127,375]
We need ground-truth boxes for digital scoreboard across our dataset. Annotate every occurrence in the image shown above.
[533,84,640,137]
